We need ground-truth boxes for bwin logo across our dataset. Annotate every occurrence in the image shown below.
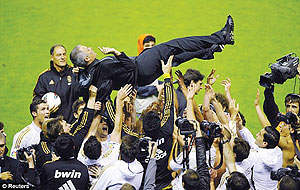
[54,170,81,178]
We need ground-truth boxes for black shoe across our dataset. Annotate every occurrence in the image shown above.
[211,44,224,53]
[222,15,234,45]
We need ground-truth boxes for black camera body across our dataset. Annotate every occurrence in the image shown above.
[271,165,300,181]
[200,120,222,139]
[175,117,195,135]
[260,53,299,88]
[16,146,35,163]
[277,112,298,126]
[139,137,151,150]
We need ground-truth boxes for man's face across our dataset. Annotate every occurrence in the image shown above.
[255,128,268,148]
[61,120,71,134]
[97,117,109,138]
[74,103,85,119]
[143,41,155,49]
[0,138,6,157]
[34,103,50,125]
[190,80,203,95]
[79,45,97,64]
[286,101,299,116]
[51,46,67,68]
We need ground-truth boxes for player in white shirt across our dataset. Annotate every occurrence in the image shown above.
[91,84,144,190]
[10,99,49,158]
[216,137,255,190]
[239,126,282,190]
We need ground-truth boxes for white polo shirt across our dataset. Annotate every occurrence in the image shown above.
[10,121,41,158]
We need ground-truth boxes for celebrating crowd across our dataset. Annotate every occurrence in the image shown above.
[1,15,300,190]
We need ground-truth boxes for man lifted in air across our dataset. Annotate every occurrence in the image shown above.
[70,15,234,101]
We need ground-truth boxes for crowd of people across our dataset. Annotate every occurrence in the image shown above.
[1,15,300,190]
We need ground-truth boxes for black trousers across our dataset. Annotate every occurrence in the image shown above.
[136,30,225,86]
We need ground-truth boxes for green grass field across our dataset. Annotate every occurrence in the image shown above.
[1,0,300,150]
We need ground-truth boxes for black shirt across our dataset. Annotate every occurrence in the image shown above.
[137,78,174,190]
[33,62,80,123]
[40,158,89,190]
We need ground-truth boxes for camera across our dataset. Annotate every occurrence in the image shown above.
[259,53,299,88]
[175,117,195,135]
[139,137,151,150]
[200,120,222,139]
[271,165,300,181]
[277,112,298,126]
[16,146,35,163]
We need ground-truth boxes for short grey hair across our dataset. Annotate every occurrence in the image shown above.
[70,45,89,67]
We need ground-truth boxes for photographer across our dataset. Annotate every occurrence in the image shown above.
[255,89,299,167]
[169,83,216,190]
[178,81,211,190]
[271,165,300,190]
[0,133,37,186]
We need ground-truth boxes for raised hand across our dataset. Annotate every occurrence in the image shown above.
[229,99,239,121]
[94,101,102,111]
[117,84,132,102]
[207,69,219,85]
[187,83,197,100]
[161,55,174,74]
[205,84,216,100]
[89,85,98,97]
[220,77,231,93]
[98,47,121,56]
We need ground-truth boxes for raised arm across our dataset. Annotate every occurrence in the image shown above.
[110,84,132,144]
[255,88,271,127]
[221,134,237,173]
[263,85,280,127]
[221,77,233,103]
[206,84,229,125]
[160,56,175,136]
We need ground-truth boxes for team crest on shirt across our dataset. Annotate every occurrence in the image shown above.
[49,80,55,85]
[67,76,72,83]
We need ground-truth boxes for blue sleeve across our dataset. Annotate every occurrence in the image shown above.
[136,85,158,97]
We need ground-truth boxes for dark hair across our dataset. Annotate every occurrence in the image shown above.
[50,44,66,55]
[72,99,85,114]
[285,93,300,115]
[183,69,204,87]
[55,133,75,160]
[120,135,140,163]
[182,169,200,190]
[30,99,47,119]
[239,111,246,126]
[83,136,101,160]
[0,122,3,130]
[143,36,156,44]
[233,138,250,162]
[263,126,280,149]
[44,116,64,141]
[142,111,161,139]
[120,183,136,190]
[215,93,229,112]
[226,171,250,190]
[279,176,299,190]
